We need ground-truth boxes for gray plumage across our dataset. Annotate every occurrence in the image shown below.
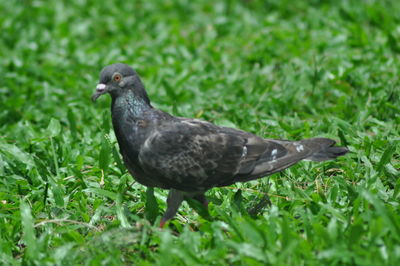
[92,63,349,226]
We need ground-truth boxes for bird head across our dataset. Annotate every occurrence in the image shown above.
[92,63,150,103]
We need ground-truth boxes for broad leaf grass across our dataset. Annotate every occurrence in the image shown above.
[1,0,399,265]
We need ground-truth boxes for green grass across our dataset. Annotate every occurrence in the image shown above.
[1,0,399,264]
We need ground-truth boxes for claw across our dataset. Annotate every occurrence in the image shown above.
[159,219,166,228]
[159,189,184,228]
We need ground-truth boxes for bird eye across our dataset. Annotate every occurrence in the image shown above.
[113,74,122,82]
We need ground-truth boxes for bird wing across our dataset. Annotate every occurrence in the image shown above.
[138,118,312,191]
[138,119,247,191]
[234,137,346,182]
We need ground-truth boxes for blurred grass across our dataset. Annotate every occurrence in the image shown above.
[0,0,399,264]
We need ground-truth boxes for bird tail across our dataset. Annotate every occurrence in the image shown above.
[300,138,349,162]
[234,137,348,183]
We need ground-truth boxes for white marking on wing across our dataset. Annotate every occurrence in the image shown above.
[295,143,304,152]
[181,119,208,127]
[271,148,277,160]
[241,146,248,158]
[143,131,160,149]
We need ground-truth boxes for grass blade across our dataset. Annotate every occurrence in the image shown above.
[20,200,37,259]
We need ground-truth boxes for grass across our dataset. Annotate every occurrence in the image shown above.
[1,0,399,264]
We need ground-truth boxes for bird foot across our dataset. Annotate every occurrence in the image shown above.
[159,219,167,228]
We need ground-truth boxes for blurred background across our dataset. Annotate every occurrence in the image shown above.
[0,0,399,264]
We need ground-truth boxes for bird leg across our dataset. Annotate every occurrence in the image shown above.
[160,189,184,228]
[189,193,211,220]
[193,193,209,208]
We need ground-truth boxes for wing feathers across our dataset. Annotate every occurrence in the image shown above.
[138,117,347,191]
[138,120,246,191]
[239,137,348,181]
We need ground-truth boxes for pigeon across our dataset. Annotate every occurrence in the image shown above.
[92,63,349,227]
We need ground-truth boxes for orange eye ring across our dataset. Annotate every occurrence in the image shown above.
[113,74,122,82]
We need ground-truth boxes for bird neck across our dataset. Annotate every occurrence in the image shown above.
[111,89,152,119]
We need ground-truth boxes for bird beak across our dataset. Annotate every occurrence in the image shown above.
[91,83,107,102]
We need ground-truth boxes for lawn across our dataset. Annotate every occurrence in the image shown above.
[1,0,399,265]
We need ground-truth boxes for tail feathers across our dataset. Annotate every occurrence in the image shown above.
[302,138,349,162]
[235,137,348,183]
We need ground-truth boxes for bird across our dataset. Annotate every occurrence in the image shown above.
[92,63,349,227]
